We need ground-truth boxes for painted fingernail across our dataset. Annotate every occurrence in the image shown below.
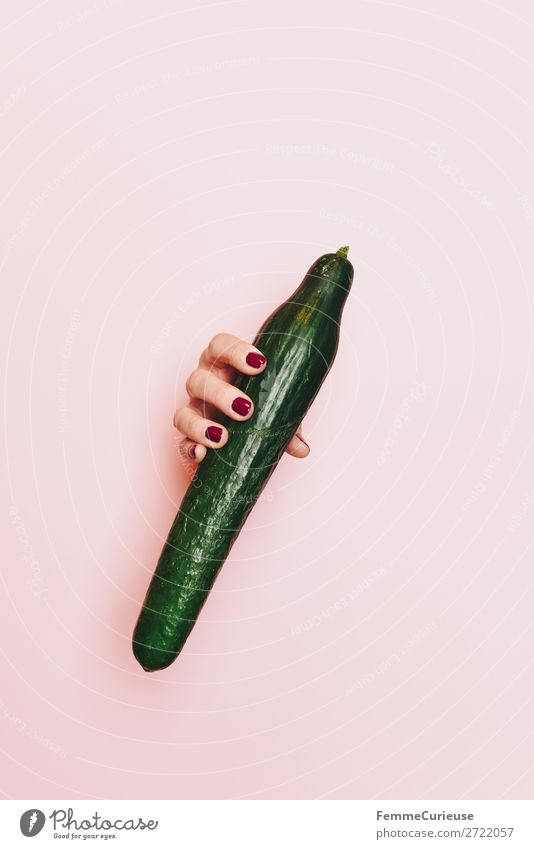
[246,352,266,369]
[188,444,197,460]
[232,396,252,416]
[205,426,223,443]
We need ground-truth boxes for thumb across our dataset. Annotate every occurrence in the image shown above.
[285,425,310,458]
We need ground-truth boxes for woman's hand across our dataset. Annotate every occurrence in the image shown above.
[174,332,310,463]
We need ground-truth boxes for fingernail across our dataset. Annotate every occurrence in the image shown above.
[296,433,310,451]
[232,396,252,416]
[205,426,223,443]
[188,444,197,459]
[246,352,266,369]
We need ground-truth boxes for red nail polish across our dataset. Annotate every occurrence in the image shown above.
[188,444,197,459]
[246,352,266,369]
[205,426,223,443]
[232,396,252,416]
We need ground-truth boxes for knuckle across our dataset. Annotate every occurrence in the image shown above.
[186,368,201,396]
[208,333,226,357]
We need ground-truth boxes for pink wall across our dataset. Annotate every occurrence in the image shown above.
[1,0,533,799]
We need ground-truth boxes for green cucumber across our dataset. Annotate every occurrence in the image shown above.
[132,247,354,671]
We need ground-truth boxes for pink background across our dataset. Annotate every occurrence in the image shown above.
[1,0,533,800]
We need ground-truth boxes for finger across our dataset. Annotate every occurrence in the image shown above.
[173,406,228,448]
[178,438,207,464]
[186,368,254,420]
[200,332,267,375]
[286,427,310,458]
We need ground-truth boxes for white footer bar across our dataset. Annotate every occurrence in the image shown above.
[1,800,532,847]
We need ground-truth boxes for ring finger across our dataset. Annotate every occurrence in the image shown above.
[173,406,228,448]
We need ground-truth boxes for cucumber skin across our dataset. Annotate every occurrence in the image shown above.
[132,250,354,671]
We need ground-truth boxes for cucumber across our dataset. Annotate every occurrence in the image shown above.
[132,247,354,671]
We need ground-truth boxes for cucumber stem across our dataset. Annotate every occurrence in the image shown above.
[336,245,349,258]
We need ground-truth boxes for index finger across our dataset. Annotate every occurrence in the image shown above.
[199,332,267,375]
